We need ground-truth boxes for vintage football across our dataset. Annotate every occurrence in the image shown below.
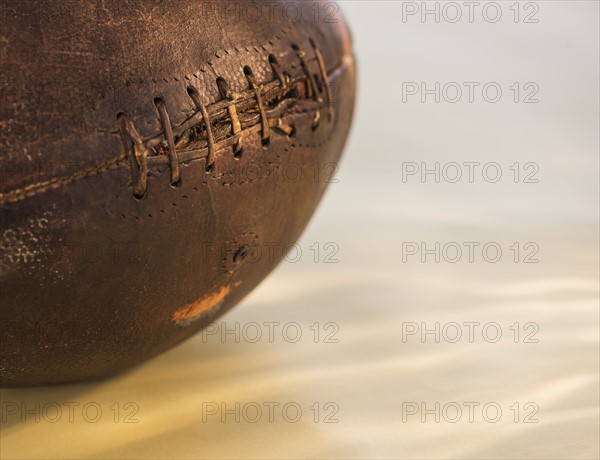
[0,0,355,386]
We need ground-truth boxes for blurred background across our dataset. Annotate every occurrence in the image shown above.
[1,1,598,458]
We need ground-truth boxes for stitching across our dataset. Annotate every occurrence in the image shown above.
[0,41,339,204]
[216,77,243,156]
[117,42,333,199]
[117,112,147,197]
[243,66,270,146]
[187,86,216,170]
[154,98,180,185]
[311,39,334,122]
[0,154,128,203]
[124,25,294,87]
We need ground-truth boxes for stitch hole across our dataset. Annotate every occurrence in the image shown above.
[291,43,300,52]
[233,245,249,263]
[186,86,198,98]
[268,54,278,64]
[288,80,307,100]
[205,162,214,173]
[243,65,254,76]
[171,178,183,189]
[216,77,229,98]
[234,148,244,160]
[261,137,270,148]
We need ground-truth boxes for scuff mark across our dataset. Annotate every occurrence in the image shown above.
[0,209,66,278]
[172,281,240,327]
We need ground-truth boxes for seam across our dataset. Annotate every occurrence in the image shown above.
[0,154,128,204]
[0,41,350,205]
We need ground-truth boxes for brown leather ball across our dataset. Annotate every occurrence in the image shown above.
[0,0,355,386]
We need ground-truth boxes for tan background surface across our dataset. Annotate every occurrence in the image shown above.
[1,1,599,458]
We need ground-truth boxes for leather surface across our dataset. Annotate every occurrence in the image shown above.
[0,0,356,386]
